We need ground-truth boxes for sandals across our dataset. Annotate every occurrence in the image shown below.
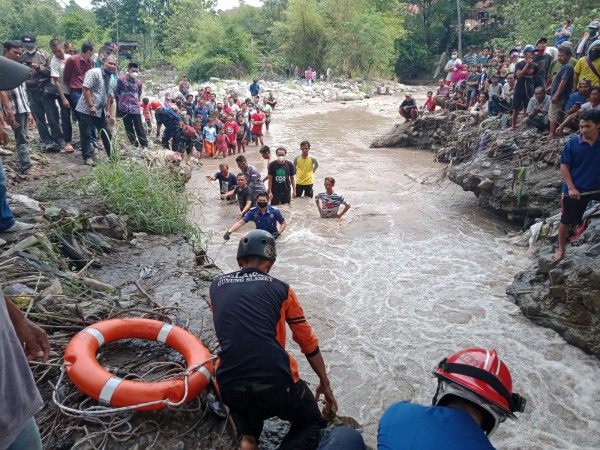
[64,143,75,153]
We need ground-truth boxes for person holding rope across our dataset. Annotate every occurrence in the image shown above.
[209,230,337,450]
[223,192,286,240]
[553,109,600,262]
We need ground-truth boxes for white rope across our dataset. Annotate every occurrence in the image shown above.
[53,355,217,417]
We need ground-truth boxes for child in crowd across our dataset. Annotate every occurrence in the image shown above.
[422,91,436,112]
[178,109,194,162]
[236,113,248,154]
[224,114,239,156]
[203,117,217,157]
[251,105,265,146]
[215,128,228,159]
[141,98,152,135]
[193,121,204,158]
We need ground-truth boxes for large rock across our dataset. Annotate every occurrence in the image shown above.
[507,222,600,357]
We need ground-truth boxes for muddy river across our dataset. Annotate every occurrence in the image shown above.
[188,99,600,449]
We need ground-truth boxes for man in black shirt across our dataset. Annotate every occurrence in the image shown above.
[511,45,538,130]
[399,94,418,122]
[210,230,337,450]
[222,173,254,219]
[267,147,296,205]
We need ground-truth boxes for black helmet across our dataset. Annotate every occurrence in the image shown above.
[237,230,276,262]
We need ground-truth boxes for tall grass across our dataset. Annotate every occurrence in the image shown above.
[83,158,205,248]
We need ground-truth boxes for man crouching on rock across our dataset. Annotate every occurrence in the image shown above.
[554,109,600,262]
[209,230,337,449]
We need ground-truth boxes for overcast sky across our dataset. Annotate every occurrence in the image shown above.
[74,0,262,11]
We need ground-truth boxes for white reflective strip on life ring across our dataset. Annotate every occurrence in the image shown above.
[197,366,211,381]
[99,376,123,405]
[82,327,105,346]
[157,323,174,343]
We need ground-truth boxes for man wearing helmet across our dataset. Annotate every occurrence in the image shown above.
[209,230,337,450]
[378,348,526,449]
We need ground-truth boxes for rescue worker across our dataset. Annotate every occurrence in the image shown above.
[223,192,286,240]
[378,347,526,449]
[209,230,337,450]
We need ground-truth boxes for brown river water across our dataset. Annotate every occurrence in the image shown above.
[187,98,600,449]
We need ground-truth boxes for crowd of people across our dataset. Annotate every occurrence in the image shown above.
[399,20,600,138]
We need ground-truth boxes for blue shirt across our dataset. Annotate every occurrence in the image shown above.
[203,126,217,143]
[194,106,208,126]
[161,107,181,132]
[378,402,495,450]
[565,92,587,111]
[249,82,260,97]
[560,134,600,194]
[242,205,285,234]
[554,26,573,47]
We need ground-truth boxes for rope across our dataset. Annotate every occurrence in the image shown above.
[206,179,223,194]
[52,355,218,416]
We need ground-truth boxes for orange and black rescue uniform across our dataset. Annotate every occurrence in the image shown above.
[209,267,324,448]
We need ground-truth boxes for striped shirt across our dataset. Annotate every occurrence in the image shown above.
[2,82,30,115]
[315,191,348,218]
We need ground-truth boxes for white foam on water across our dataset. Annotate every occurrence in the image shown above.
[191,105,600,449]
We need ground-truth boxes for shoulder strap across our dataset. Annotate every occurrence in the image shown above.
[585,57,600,81]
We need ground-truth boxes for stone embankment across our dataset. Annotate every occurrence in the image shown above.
[140,70,410,108]
[372,113,600,358]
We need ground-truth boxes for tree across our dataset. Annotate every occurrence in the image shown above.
[272,0,330,70]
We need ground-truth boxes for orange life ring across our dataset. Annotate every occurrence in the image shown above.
[64,318,214,410]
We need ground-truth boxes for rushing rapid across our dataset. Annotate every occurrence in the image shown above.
[189,100,600,449]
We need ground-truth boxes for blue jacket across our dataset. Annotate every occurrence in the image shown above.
[241,205,284,234]
[378,402,496,450]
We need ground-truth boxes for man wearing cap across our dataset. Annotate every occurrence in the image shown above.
[511,45,538,130]
[0,41,35,175]
[576,20,600,59]
[533,38,552,88]
[75,54,117,165]
[20,33,63,152]
[116,62,148,150]
[548,45,575,139]
[573,39,600,89]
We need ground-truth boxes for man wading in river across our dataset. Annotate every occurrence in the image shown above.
[210,230,337,450]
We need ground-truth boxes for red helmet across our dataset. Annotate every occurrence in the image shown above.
[149,100,161,110]
[432,348,526,435]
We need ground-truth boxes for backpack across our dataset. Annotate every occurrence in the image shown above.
[182,124,195,137]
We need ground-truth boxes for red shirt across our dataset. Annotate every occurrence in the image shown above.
[216,134,228,151]
[424,98,435,112]
[224,121,239,145]
[140,102,151,120]
[251,112,265,134]
[63,54,93,90]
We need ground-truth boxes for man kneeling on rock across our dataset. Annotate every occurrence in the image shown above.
[553,109,600,262]
[210,230,337,449]
[399,94,418,122]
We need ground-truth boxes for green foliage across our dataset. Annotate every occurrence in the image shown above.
[272,0,330,70]
[492,0,600,50]
[395,22,435,80]
[83,158,204,245]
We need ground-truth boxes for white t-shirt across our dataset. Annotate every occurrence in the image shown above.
[445,58,462,81]
[50,54,70,95]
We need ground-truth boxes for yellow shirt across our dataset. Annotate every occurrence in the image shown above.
[574,57,600,87]
[294,155,318,185]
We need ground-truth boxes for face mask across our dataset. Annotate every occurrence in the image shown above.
[277,156,285,162]
[129,71,139,79]
[102,67,111,76]
[179,111,186,116]
[24,46,36,55]
[515,46,521,51]
[451,54,457,59]
[257,201,268,208]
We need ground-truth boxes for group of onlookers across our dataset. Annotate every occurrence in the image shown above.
[399,19,600,136]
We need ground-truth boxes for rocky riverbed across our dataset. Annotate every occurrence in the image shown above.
[372,113,600,357]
